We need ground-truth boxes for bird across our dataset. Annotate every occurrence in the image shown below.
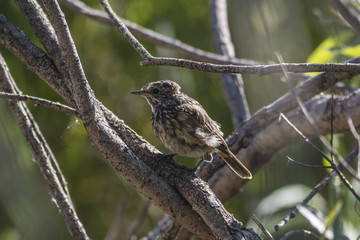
[131,80,252,179]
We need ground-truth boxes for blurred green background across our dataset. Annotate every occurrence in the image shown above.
[0,0,359,239]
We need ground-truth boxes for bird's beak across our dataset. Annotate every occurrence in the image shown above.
[130,90,145,95]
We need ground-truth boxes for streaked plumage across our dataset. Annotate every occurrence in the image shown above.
[131,80,252,179]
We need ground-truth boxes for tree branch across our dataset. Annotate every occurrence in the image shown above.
[228,58,360,152]
[330,0,360,36]
[0,13,215,238]
[58,0,261,66]
[0,92,78,116]
[141,58,360,75]
[275,146,359,231]
[210,0,250,127]
[14,0,74,101]
[209,91,360,202]
[0,53,89,239]
[59,0,308,82]
[78,0,360,76]
[0,14,74,106]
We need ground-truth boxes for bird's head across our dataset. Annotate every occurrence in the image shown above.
[131,80,181,106]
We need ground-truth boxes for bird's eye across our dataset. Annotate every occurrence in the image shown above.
[152,88,159,94]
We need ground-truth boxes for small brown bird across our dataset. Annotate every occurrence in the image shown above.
[131,80,252,179]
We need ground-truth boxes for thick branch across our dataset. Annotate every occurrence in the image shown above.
[0,14,74,106]
[231,58,360,151]
[98,1,259,238]
[0,12,214,237]
[39,0,249,238]
[210,91,360,202]
[14,0,74,99]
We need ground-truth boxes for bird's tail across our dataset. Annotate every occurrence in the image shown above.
[217,147,252,179]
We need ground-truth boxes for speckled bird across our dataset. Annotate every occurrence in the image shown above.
[131,80,252,179]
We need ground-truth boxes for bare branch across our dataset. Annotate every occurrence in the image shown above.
[126,200,151,240]
[210,0,249,126]
[0,14,74,105]
[330,0,360,36]
[0,54,89,239]
[208,91,360,203]
[14,0,73,97]
[0,92,78,117]
[275,146,358,231]
[280,113,360,200]
[279,53,360,181]
[58,0,261,66]
[99,0,152,59]
[230,57,360,151]
[59,0,308,82]
[286,156,332,169]
[279,229,320,240]
[141,57,360,75]
[251,214,274,240]
[91,0,360,76]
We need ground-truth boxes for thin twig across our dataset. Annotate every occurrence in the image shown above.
[279,229,320,240]
[99,0,152,59]
[277,53,360,196]
[126,200,151,240]
[286,156,332,168]
[60,0,308,82]
[280,113,360,201]
[62,1,360,76]
[251,214,274,240]
[345,103,360,177]
[141,57,360,75]
[97,0,360,76]
[58,0,262,66]
[275,146,359,231]
[0,92,78,117]
[104,200,127,240]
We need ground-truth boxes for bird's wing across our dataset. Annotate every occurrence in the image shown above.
[173,97,224,148]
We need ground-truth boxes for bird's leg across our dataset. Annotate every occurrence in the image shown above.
[192,152,213,171]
